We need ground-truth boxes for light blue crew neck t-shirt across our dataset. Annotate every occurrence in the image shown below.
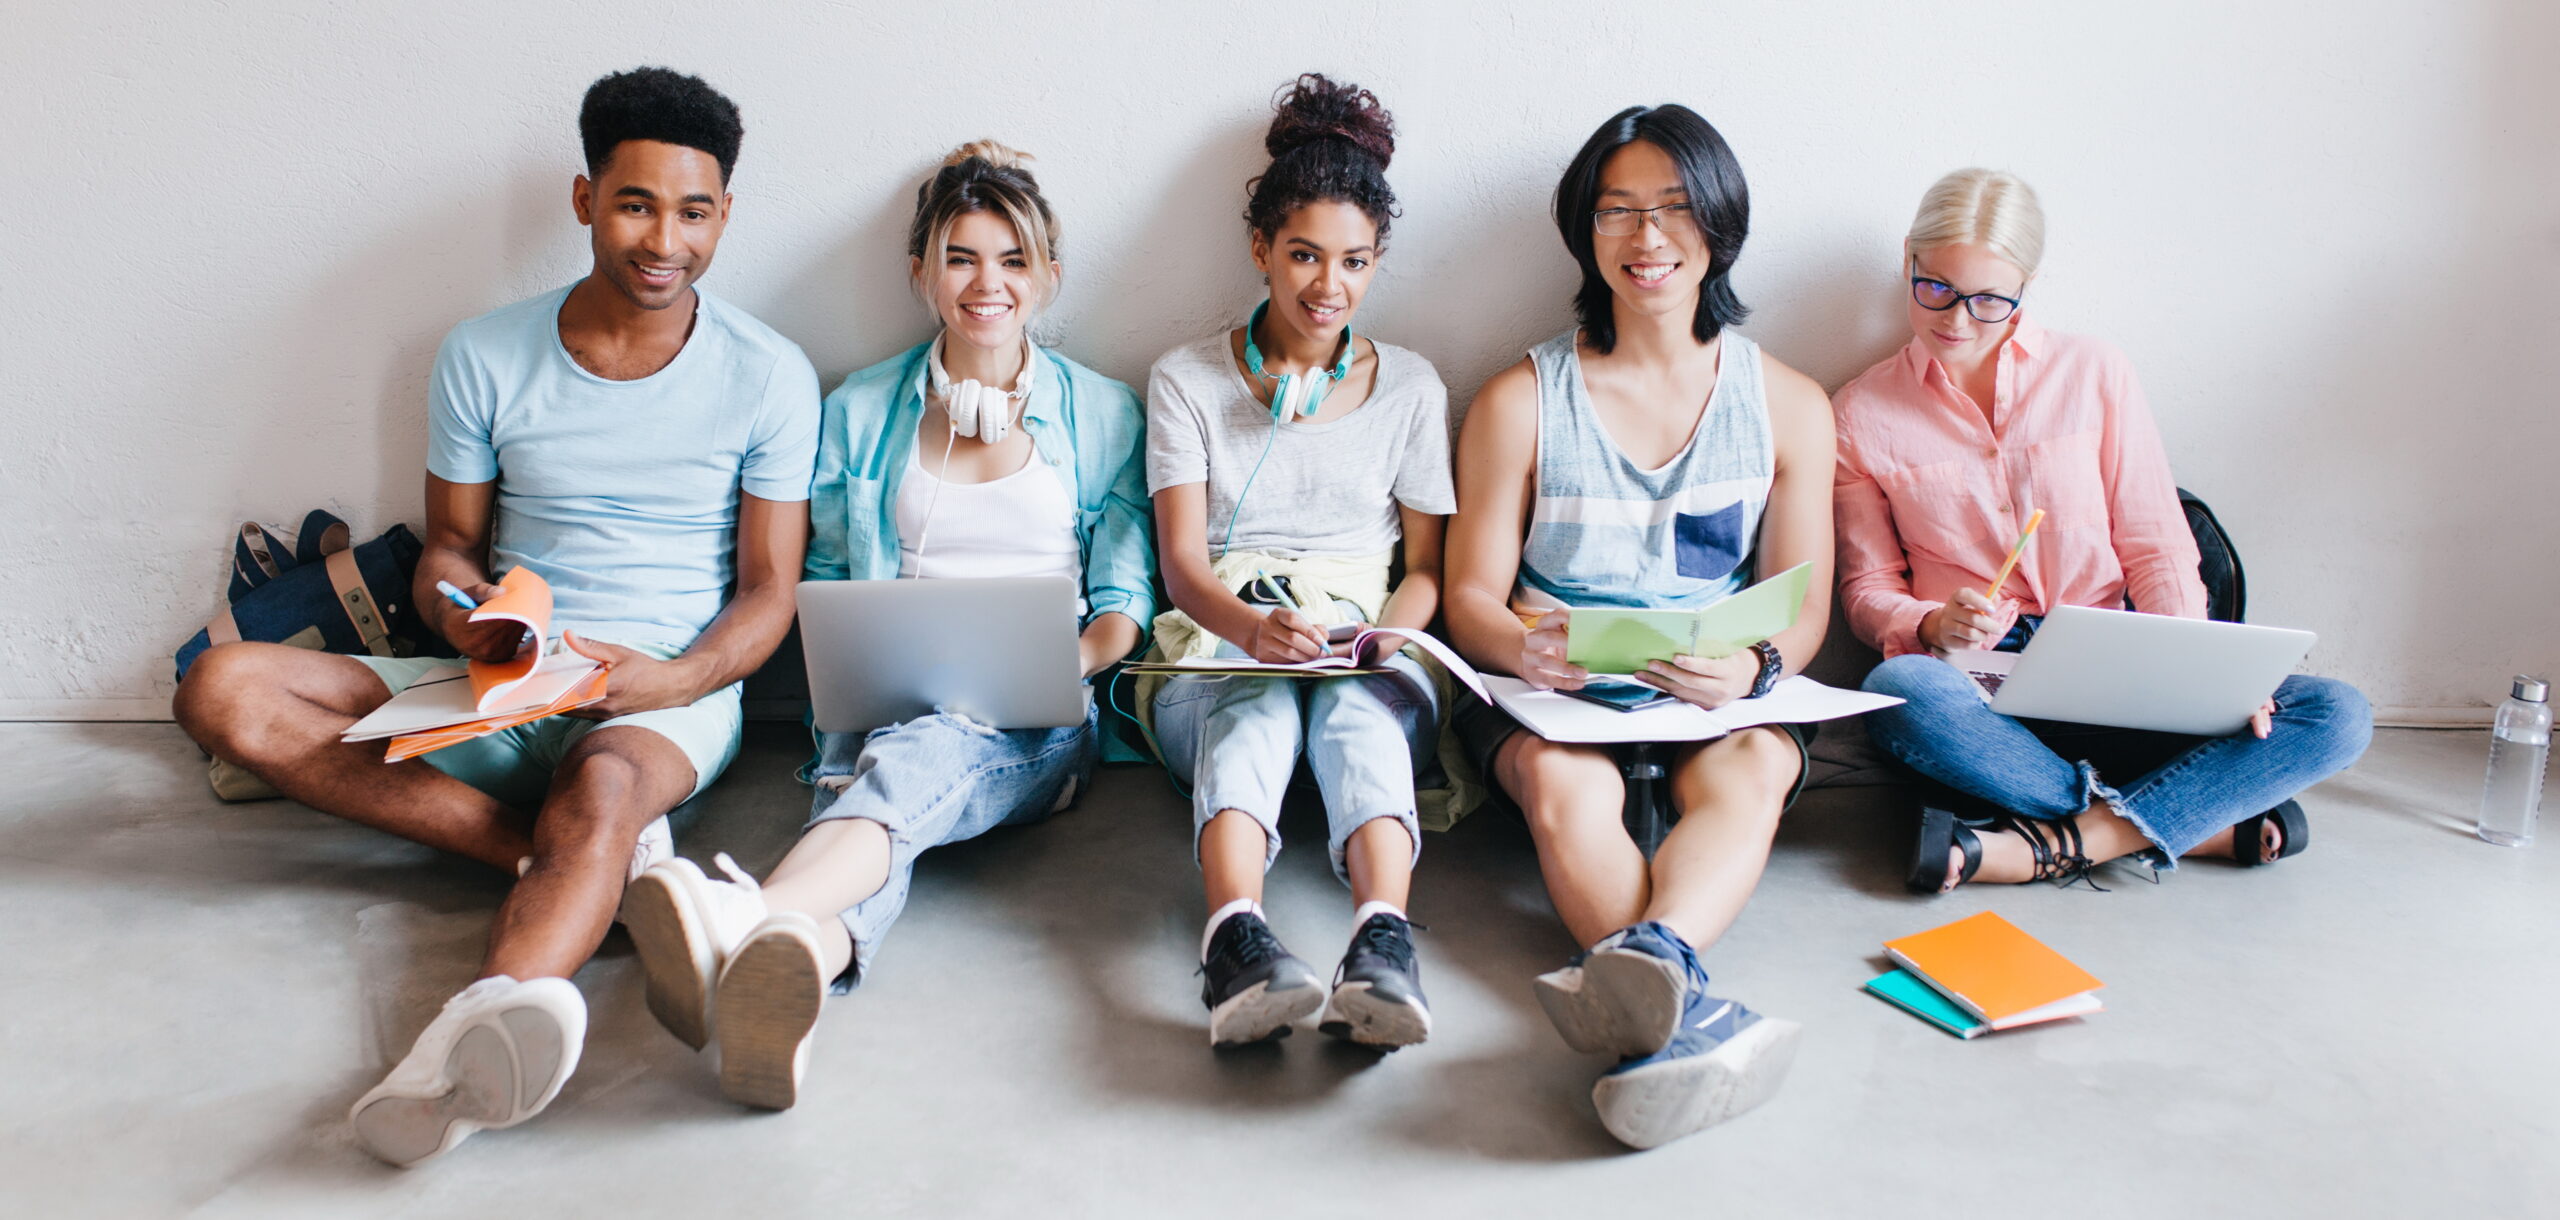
[427,283,821,652]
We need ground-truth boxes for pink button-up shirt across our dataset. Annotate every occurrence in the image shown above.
[1832,317,2205,658]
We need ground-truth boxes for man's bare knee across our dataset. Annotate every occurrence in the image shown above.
[1675,728,1797,819]
[1502,737,1625,838]
[547,732,692,826]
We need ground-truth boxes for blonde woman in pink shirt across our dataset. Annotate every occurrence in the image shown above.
[1834,169,2371,894]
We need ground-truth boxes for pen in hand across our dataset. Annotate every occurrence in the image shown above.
[436,580,480,611]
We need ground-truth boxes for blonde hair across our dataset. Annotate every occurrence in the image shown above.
[1905,168,2045,277]
[908,139,1061,310]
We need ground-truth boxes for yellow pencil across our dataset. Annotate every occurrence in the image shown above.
[1985,509,2046,603]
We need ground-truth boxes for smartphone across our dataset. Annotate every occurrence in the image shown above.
[1560,680,1676,713]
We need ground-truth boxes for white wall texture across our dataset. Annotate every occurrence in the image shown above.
[4,0,2554,718]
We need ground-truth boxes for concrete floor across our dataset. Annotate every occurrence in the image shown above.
[4,722,2553,1218]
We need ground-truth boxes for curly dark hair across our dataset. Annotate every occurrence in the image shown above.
[1243,74,1399,245]
[578,67,744,184]
[1553,104,1752,354]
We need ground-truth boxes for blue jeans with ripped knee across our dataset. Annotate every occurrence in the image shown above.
[1859,653,2372,867]
[807,700,1099,987]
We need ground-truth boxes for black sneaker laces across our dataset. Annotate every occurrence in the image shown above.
[1349,915,1419,972]
[1203,916,1283,976]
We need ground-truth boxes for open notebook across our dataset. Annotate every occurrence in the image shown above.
[1122,626,1493,703]
[338,567,607,762]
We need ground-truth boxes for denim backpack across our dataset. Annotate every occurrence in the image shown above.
[175,510,453,799]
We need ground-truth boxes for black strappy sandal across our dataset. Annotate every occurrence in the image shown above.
[2228,799,2309,867]
[1906,806,2103,895]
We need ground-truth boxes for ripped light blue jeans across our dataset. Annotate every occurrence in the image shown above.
[807,700,1099,987]
[1860,653,2372,867]
[1150,606,1438,883]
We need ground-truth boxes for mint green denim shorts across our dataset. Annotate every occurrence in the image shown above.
[353,642,742,811]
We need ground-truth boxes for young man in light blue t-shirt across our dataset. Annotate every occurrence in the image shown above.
[173,67,819,1166]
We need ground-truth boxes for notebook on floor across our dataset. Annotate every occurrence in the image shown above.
[1864,968,2101,1039]
[1881,911,2104,1027]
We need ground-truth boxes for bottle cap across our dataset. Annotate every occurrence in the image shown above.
[2516,676,2550,703]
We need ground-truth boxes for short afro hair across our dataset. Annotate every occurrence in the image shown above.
[578,67,744,184]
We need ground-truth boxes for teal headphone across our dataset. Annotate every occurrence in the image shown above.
[1242,299,1356,420]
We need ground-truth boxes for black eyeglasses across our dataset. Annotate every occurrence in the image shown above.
[1909,260,2023,323]
[1593,203,1698,237]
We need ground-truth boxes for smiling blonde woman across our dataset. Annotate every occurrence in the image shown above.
[1835,167,2372,896]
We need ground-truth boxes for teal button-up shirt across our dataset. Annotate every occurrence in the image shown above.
[805,339,1159,662]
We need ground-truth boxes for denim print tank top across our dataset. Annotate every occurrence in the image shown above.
[1515,329,1774,611]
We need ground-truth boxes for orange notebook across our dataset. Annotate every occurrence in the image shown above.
[336,567,609,761]
[1883,911,2103,1024]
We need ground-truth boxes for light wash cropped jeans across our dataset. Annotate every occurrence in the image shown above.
[1150,605,1438,883]
[1860,652,2372,868]
[806,700,1099,989]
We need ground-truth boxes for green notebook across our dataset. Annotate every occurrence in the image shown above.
[1864,968,1989,1039]
[1563,563,1810,675]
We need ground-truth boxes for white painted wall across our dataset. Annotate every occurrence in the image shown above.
[5,0,2554,716]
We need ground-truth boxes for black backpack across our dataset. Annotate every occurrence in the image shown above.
[2175,487,2247,624]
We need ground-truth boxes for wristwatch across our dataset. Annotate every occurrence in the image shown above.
[1746,640,1784,699]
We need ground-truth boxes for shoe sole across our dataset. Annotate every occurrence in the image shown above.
[717,929,824,1111]
[622,864,716,1051]
[1535,948,1685,1057]
[1208,977,1325,1048]
[1591,1017,1802,1151]
[349,1006,570,1167]
[1317,981,1432,1049]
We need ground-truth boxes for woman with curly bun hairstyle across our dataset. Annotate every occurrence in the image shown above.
[1142,74,1456,1052]
[623,140,1157,1110]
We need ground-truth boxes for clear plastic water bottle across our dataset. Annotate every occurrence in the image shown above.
[2477,675,2550,847]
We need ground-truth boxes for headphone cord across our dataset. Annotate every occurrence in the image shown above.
[908,422,964,575]
[1220,413,1284,558]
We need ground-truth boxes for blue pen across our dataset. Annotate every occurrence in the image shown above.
[436,580,479,611]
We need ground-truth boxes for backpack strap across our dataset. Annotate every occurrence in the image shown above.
[324,549,395,656]
[293,509,352,565]
[230,522,293,599]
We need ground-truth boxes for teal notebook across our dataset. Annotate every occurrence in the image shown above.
[1865,968,2102,1038]
[1864,969,1989,1039]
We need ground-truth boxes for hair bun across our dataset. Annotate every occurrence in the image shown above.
[943,138,1033,171]
[1264,74,1394,169]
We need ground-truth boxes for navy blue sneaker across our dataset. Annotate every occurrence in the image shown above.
[1317,913,1431,1049]
[1532,921,1689,1057]
[1200,911,1325,1048]
[1591,974,1802,1149]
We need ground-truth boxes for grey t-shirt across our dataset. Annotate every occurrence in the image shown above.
[1145,330,1455,559]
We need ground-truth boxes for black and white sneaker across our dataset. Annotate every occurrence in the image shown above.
[1318,913,1431,1049]
[1200,911,1325,1047]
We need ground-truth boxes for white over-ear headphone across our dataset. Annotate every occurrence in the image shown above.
[926,333,1039,446]
[910,332,1042,573]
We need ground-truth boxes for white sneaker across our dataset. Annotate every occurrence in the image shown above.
[515,815,676,922]
[622,853,769,1050]
[348,976,586,1168]
[714,912,828,1111]
[628,815,674,881]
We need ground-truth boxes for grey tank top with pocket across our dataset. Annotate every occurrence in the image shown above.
[1514,328,1775,611]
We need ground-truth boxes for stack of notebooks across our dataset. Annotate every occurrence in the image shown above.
[338,567,608,762]
[1865,911,2104,1039]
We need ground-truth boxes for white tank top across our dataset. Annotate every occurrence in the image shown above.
[895,441,1083,594]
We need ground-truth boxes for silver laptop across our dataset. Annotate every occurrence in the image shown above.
[1951,605,2315,736]
[797,577,1085,734]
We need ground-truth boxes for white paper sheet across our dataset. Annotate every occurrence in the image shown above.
[1483,675,1902,744]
